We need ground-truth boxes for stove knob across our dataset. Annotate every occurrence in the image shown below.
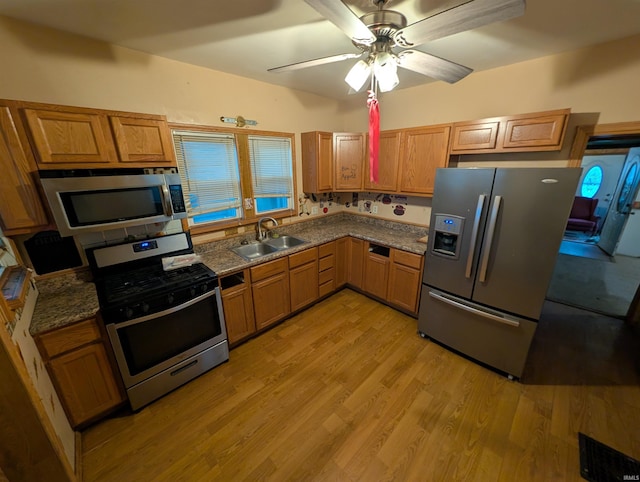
[125,307,134,319]
[190,287,197,297]
[201,283,208,293]
[167,293,174,304]
[141,302,149,313]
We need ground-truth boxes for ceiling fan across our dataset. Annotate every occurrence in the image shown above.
[269,0,526,93]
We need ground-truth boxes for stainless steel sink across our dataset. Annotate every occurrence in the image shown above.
[230,242,279,261]
[230,235,307,261]
[263,235,307,250]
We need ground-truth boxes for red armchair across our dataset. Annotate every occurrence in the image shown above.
[566,196,599,235]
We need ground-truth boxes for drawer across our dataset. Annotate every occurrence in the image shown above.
[318,242,335,259]
[319,267,334,285]
[318,254,334,272]
[36,318,102,359]
[288,247,318,269]
[393,249,423,269]
[319,280,335,298]
[250,257,288,282]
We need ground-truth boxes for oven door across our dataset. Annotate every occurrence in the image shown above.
[106,287,227,389]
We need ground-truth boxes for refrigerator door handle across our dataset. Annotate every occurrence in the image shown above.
[478,195,502,283]
[429,290,521,327]
[465,194,486,279]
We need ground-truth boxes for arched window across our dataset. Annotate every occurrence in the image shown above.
[580,165,603,198]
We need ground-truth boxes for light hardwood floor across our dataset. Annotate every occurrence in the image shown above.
[82,289,640,481]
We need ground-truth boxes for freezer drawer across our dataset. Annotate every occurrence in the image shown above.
[418,288,537,378]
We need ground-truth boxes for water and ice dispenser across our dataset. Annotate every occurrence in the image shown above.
[431,214,464,259]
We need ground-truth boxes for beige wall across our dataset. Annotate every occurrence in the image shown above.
[343,33,640,132]
[3,15,640,231]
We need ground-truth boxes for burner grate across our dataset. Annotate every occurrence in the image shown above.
[579,432,640,482]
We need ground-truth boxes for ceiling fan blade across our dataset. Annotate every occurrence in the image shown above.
[393,0,525,48]
[268,52,362,73]
[396,50,472,84]
[304,0,376,45]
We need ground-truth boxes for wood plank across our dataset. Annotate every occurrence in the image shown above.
[81,290,640,482]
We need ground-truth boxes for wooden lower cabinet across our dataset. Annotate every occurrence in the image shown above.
[335,237,348,288]
[289,248,319,312]
[363,243,391,300]
[34,317,125,429]
[347,237,366,289]
[251,258,290,330]
[387,249,424,313]
[220,269,256,345]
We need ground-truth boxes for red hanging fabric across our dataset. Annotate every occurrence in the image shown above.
[367,90,379,183]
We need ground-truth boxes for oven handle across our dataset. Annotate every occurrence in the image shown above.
[109,288,218,329]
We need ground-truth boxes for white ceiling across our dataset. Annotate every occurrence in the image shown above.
[2,0,640,100]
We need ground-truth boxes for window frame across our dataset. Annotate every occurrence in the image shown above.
[169,123,297,235]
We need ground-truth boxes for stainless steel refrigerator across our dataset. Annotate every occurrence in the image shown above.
[418,167,581,378]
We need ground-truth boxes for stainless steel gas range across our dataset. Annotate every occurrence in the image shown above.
[87,232,228,411]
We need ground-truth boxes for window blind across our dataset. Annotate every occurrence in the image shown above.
[172,131,242,219]
[248,135,293,212]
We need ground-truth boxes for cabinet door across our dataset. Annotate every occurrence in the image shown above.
[335,237,348,287]
[501,111,568,150]
[0,106,49,234]
[301,131,333,193]
[252,272,290,330]
[347,237,365,289]
[110,116,176,164]
[334,133,365,191]
[450,121,499,153]
[48,342,124,428]
[23,109,117,165]
[290,260,319,311]
[364,252,390,300]
[398,125,451,196]
[388,263,422,313]
[364,130,401,192]
[221,285,256,345]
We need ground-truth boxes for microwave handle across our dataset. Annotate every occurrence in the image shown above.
[161,184,174,216]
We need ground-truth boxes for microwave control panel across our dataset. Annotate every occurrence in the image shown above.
[169,185,187,214]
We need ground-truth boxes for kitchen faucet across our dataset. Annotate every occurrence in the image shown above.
[257,217,278,241]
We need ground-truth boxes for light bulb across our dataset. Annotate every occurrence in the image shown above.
[373,52,399,92]
[345,60,372,92]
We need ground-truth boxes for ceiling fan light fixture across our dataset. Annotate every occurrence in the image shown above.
[345,59,372,92]
[373,52,399,92]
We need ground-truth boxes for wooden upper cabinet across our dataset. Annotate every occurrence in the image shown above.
[450,121,499,152]
[334,132,365,191]
[21,101,177,169]
[301,131,333,193]
[0,104,49,234]
[364,129,401,192]
[23,108,118,165]
[110,116,176,163]
[450,108,570,154]
[398,124,451,196]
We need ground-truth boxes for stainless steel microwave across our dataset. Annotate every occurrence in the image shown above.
[40,171,187,237]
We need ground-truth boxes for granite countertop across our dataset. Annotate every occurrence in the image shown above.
[30,270,100,336]
[29,213,428,335]
[195,213,428,276]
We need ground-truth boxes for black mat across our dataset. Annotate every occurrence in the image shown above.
[579,432,640,481]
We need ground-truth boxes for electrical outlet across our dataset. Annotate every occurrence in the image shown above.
[311,206,318,215]
[372,206,378,214]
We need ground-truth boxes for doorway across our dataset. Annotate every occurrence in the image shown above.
[546,123,640,321]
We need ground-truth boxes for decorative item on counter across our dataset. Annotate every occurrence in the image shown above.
[161,254,202,271]
[219,115,257,128]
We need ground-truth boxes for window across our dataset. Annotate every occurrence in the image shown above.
[248,135,294,214]
[172,127,295,229]
[580,165,603,198]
